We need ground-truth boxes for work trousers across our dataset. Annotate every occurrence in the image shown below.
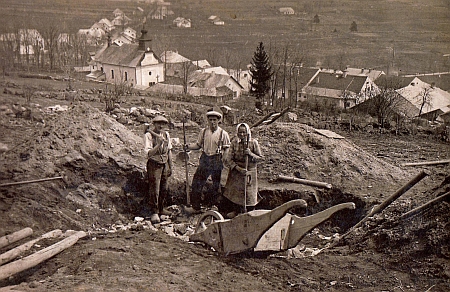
[190,153,223,209]
[147,159,170,214]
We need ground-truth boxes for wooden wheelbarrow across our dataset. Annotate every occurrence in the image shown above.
[189,200,355,255]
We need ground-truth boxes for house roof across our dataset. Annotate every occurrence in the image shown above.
[188,71,242,89]
[412,74,450,92]
[279,7,294,13]
[160,51,190,63]
[98,18,113,27]
[192,60,211,69]
[97,43,157,67]
[396,77,450,115]
[344,67,385,81]
[308,72,368,94]
[198,66,228,75]
[297,67,320,87]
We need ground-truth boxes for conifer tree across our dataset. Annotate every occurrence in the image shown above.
[250,42,272,109]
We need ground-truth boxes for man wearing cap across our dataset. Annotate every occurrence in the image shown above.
[144,115,173,224]
[185,109,230,212]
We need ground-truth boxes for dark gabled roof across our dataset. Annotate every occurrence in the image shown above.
[97,44,145,67]
[296,67,320,87]
[309,72,367,93]
[375,75,415,89]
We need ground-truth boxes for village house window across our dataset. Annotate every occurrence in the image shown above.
[111,70,114,79]
[148,71,152,75]
[149,82,155,86]
[125,72,128,81]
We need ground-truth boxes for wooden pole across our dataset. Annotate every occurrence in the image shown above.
[339,170,428,240]
[277,175,332,189]
[400,191,450,220]
[401,159,450,167]
[0,176,63,188]
[0,228,33,249]
[0,231,86,281]
[0,229,63,266]
[182,120,190,206]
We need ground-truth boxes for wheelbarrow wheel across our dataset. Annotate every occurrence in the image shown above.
[194,210,225,233]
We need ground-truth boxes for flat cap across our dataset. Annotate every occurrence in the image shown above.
[152,115,169,123]
[206,110,222,119]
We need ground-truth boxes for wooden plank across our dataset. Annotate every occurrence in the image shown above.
[0,231,86,281]
[401,159,450,167]
[314,129,345,139]
[0,228,33,249]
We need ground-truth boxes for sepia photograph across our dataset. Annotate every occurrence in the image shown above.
[0,0,449,291]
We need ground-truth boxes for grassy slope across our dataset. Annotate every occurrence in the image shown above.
[0,0,449,74]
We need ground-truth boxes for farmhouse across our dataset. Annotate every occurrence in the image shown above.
[395,77,450,120]
[279,7,295,15]
[97,18,115,32]
[88,27,164,89]
[173,17,191,28]
[188,70,244,99]
[302,71,378,108]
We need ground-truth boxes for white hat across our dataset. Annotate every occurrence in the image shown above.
[206,110,222,119]
[152,115,169,123]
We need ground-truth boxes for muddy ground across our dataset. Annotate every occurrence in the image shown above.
[0,76,449,291]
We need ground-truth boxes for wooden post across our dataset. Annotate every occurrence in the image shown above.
[0,231,86,281]
[277,175,332,189]
[401,159,450,167]
[0,229,63,266]
[0,228,33,249]
[400,191,450,220]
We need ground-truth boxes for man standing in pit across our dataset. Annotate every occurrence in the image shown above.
[185,109,230,213]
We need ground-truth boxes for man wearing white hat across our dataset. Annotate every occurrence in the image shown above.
[144,115,173,224]
[185,109,230,212]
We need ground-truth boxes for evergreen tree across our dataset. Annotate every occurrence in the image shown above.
[249,42,272,108]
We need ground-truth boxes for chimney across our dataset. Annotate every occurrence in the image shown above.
[138,24,152,51]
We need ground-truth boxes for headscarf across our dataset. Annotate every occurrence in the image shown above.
[236,123,251,143]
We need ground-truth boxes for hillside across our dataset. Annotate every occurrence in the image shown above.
[0,0,449,74]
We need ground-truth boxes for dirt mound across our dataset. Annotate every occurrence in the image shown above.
[255,123,409,195]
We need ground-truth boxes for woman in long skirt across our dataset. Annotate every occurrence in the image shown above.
[222,123,263,218]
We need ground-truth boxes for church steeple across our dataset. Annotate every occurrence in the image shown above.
[138,22,152,51]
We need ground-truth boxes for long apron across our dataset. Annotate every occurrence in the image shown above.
[223,166,259,207]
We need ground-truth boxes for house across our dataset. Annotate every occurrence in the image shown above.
[279,7,295,15]
[112,14,131,26]
[192,59,211,69]
[208,15,224,25]
[229,68,251,92]
[113,8,124,18]
[395,77,450,120]
[437,106,450,123]
[173,17,191,28]
[149,2,173,19]
[188,70,244,99]
[112,34,134,46]
[88,27,164,89]
[302,70,378,108]
[98,18,115,32]
[90,23,107,36]
[159,50,191,78]
[123,27,137,40]
[77,28,105,45]
[403,72,450,92]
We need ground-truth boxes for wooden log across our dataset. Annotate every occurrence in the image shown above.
[0,231,86,281]
[339,170,428,241]
[400,191,450,220]
[401,159,450,167]
[277,175,332,189]
[0,228,33,249]
[0,230,63,266]
[0,176,63,188]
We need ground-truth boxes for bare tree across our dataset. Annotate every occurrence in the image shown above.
[418,87,432,117]
[181,61,195,95]
[102,70,132,113]
[41,20,60,70]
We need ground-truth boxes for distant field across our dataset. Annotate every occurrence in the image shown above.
[0,0,449,74]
